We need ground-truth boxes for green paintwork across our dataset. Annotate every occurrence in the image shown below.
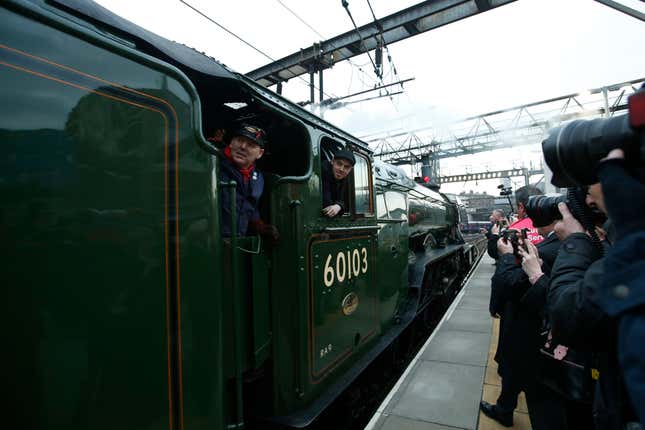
[2,2,468,429]
[2,2,225,429]
[308,235,378,380]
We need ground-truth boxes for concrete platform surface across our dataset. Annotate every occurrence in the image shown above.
[365,254,532,430]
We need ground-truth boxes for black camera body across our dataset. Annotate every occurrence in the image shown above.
[495,218,510,229]
[542,86,645,187]
[526,189,608,230]
[500,227,529,257]
[525,194,568,228]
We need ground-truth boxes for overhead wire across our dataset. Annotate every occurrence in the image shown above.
[178,0,338,101]
[341,0,381,86]
[364,0,414,138]
[274,0,380,91]
[341,1,404,116]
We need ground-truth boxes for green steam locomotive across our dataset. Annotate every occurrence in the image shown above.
[1,1,481,428]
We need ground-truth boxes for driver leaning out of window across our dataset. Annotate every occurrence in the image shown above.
[322,149,355,218]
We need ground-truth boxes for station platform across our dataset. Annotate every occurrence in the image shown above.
[365,255,532,430]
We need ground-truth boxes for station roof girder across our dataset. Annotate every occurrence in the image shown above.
[246,0,517,87]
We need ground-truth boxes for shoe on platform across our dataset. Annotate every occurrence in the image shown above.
[479,401,513,427]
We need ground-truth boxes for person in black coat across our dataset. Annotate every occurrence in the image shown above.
[548,182,639,429]
[480,221,563,429]
[483,209,505,238]
[596,149,645,427]
[219,124,279,241]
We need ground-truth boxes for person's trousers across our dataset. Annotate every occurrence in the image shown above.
[496,371,521,415]
[497,377,574,430]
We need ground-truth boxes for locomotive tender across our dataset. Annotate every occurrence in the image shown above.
[1,1,481,428]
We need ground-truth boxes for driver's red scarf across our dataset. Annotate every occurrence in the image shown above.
[224,145,255,183]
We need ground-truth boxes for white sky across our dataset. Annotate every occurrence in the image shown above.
[95,0,645,195]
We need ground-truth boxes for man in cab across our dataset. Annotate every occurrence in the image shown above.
[220,123,278,241]
[321,149,355,218]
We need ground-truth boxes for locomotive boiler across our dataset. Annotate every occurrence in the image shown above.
[1,1,482,429]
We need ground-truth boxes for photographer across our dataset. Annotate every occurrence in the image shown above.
[518,196,597,429]
[596,149,645,426]
[487,186,542,261]
[541,85,644,429]
[483,209,505,239]
[546,185,631,429]
[481,190,564,429]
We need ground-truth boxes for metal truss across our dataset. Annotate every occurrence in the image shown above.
[439,167,542,185]
[246,0,516,87]
[367,77,644,167]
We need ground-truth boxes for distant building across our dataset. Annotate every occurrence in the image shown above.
[459,191,496,221]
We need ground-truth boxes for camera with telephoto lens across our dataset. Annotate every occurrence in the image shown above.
[526,190,607,229]
[500,227,529,257]
[542,85,645,187]
[525,195,567,228]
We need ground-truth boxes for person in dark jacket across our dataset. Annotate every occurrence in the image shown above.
[548,182,639,430]
[596,149,645,427]
[480,219,563,429]
[321,149,355,218]
[483,209,505,238]
[219,124,278,241]
[487,185,542,261]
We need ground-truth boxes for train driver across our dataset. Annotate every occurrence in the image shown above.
[220,124,279,241]
[322,149,356,218]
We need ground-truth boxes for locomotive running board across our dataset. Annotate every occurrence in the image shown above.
[409,243,464,290]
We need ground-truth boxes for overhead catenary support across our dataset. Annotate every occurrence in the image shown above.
[320,77,415,106]
[593,0,645,22]
[246,0,517,87]
[309,65,315,107]
[439,168,542,184]
[368,77,644,163]
[319,68,324,105]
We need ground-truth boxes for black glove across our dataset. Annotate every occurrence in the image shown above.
[258,223,280,243]
[248,219,280,244]
[597,158,645,240]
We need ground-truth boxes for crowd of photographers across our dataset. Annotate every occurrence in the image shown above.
[478,86,644,430]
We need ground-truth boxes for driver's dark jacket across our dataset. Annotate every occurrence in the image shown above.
[219,157,263,237]
[321,161,348,215]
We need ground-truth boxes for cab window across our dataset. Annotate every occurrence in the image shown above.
[320,137,374,218]
[353,153,372,215]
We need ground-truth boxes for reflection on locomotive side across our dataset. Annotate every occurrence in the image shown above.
[2,2,482,429]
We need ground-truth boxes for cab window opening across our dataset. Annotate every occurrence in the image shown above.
[353,153,373,216]
[320,137,374,219]
[203,97,310,238]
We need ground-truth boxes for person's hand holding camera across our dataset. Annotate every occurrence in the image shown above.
[497,236,514,255]
[518,240,544,284]
[491,223,501,235]
[554,202,586,241]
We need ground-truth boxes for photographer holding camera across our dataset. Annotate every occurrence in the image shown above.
[481,187,569,429]
[486,186,543,261]
[597,148,645,426]
[541,86,644,429]
[484,209,505,238]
